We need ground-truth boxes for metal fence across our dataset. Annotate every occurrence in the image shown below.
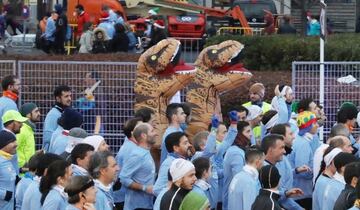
[0,60,190,153]
[292,61,360,140]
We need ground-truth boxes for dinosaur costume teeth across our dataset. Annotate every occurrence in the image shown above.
[186,40,253,139]
[134,38,197,148]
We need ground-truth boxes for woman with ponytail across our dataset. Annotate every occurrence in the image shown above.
[39,159,72,210]
[64,176,96,210]
[222,121,252,210]
[313,146,341,210]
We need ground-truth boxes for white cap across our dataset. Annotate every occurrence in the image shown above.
[82,135,104,151]
[324,148,342,167]
[357,112,360,128]
[246,105,263,121]
[170,158,195,182]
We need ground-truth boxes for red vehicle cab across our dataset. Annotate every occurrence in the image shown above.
[167,14,205,38]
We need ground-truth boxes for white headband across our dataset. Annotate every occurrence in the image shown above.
[280,85,293,97]
[265,113,279,130]
[324,148,342,167]
[246,105,263,121]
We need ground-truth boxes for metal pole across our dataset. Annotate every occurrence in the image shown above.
[320,0,327,142]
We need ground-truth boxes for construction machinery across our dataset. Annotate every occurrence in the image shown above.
[66,0,275,38]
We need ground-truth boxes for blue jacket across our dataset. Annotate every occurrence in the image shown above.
[45,17,56,41]
[21,178,42,210]
[323,177,345,210]
[94,180,114,210]
[119,145,155,210]
[43,107,62,151]
[41,186,68,210]
[114,137,137,203]
[0,96,18,129]
[222,145,246,210]
[153,188,167,210]
[276,156,303,210]
[49,131,69,155]
[154,153,178,196]
[160,126,183,164]
[208,126,237,206]
[289,134,314,200]
[71,164,89,176]
[65,205,80,210]
[228,165,260,210]
[15,173,34,210]
[313,174,332,210]
[192,179,211,203]
[0,154,16,210]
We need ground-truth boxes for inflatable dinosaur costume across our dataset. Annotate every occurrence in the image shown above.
[134,38,196,148]
[186,40,253,139]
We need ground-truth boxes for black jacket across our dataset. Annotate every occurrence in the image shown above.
[160,184,190,210]
[333,184,356,210]
[251,189,281,210]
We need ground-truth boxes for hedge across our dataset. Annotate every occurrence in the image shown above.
[206,34,360,71]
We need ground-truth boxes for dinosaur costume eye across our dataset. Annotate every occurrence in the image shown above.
[211,49,217,54]
[151,55,157,61]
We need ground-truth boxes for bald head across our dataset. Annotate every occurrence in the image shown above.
[328,135,353,154]
[133,123,151,142]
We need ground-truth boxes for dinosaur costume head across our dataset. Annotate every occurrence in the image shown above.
[134,38,196,147]
[186,40,252,138]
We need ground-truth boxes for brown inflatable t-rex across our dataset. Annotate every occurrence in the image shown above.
[134,38,196,148]
[186,40,253,139]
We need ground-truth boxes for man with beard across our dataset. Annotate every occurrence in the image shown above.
[0,75,20,129]
[160,158,197,210]
[16,103,41,168]
[0,130,18,210]
[120,123,158,210]
[43,85,72,151]
[154,132,193,196]
[2,110,27,174]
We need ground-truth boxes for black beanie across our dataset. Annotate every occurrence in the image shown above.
[0,130,16,149]
[259,165,281,189]
[59,108,83,130]
[334,152,359,171]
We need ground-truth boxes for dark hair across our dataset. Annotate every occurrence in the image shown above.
[75,4,84,11]
[334,152,358,172]
[35,153,63,177]
[27,152,43,172]
[259,165,280,189]
[114,23,126,33]
[344,162,360,185]
[123,117,142,138]
[261,110,278,126]
[71,144,95,165]
[40,160,71,205]
[270,123,290,136]
[233,121,251,148]
[337,106,358,123]
[207,122,226,132]
[134,108,154,123]
[166,103,183,123]
[261,134,284,155]
[53,85,71,98]
[181,103,192,117]
[165,132,186,153]
[192,157,210,179]
[1,75,17,90]
[65,176,93,204]
[297,98,314,113]
[356,174,360,200]
[245,147,264,164]
[234,105,249,116]
[88,151,113,179]
[83,22,92,32]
